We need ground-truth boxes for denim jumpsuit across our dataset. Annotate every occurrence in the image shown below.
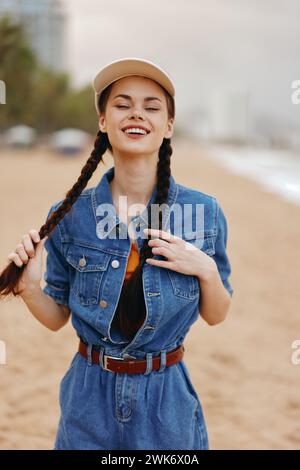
[43,166,234,450]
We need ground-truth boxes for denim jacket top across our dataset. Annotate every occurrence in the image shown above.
[43,166,233,359]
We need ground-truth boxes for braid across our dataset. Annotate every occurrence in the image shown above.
[139,137,172,265]
[0,130,109,297]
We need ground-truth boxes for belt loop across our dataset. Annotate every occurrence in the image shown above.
[144,352,153,375]
[99,347,104,369]
[87,343,93,366]
[158,349,167,373]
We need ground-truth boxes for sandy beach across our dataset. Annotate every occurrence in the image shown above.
[0,137,300,450]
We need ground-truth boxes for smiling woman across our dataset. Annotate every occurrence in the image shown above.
[0,57,233,451]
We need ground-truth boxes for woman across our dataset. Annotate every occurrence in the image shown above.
[0,57,233,450]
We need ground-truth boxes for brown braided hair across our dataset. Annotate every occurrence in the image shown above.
[0,81,175,341]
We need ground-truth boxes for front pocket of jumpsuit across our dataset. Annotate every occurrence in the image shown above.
[174,360,200,409]
[61,352,80,386]
[66,244,111,306]
[176,360,209,448]
[59,352,81,408]
[167,232,215,300]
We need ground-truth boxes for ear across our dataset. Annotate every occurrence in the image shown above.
[164,118,174,139]
[98,115,107,133]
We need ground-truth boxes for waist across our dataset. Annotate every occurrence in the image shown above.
[78,339,185,374]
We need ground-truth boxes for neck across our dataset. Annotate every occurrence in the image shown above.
[109,161,157,223]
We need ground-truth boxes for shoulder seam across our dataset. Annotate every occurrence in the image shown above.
[212,196,219,236]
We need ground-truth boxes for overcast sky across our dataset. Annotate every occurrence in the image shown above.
[61,0,300,131]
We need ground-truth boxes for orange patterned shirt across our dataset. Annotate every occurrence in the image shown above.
[124,239,140,283]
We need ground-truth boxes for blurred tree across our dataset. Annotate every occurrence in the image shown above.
[0,16,38,128]
[0,15,97,135]
[29,67,71,133]
[56,85,99,135]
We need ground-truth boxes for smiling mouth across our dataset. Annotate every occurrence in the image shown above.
[122,130,150,137]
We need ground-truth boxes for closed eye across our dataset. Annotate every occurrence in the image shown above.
[115,105,159,111]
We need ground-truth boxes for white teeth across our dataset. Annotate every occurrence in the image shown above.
[124,127,147,135]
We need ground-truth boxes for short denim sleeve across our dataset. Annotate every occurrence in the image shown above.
[43,202,70,306]
[212,199,234,297]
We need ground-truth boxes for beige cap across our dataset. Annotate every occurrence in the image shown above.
[93,57,175,116]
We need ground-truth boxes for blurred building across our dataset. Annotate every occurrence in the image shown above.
[179,90,252,145]
[0,0,67,72]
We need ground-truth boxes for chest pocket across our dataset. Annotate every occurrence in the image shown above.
[167,231,215,300]
[66,244,111,306]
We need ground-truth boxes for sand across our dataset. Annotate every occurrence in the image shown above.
[0,137,299,450]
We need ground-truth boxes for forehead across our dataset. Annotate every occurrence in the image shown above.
[110,75,165,99]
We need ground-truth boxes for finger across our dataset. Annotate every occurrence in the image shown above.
[29,229,41,244]
[35,235,48,253]
[143,228,181,243]
[7,252,23,267]
[145,257,174,268]
[22,233,35,258]
[15,243,29,263]
[150,246,175,260]
[148,237,174,248]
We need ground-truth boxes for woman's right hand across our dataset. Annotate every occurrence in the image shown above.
[7,229,48,295]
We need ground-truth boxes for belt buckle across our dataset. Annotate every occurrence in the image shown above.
[103,354,124,372]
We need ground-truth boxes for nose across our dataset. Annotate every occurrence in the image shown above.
[129,108,145,120]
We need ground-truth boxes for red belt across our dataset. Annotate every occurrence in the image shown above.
[78,339,185,374]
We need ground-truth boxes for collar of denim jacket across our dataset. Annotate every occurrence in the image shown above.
[91,166,178,240]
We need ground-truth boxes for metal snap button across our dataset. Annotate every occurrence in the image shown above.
[99,299,108,308]
[79,257,86,267]
[111,259,120,269]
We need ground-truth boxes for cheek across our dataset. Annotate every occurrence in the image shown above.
[150,126,168,141]
[104,109,122,126]
[106,118,123,137]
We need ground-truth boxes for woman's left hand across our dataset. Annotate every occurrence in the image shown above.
[143,228,218,282]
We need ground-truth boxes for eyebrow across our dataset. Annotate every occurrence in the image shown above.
[112,94,162,103]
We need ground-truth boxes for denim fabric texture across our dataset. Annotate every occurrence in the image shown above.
[43,166,233,450]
